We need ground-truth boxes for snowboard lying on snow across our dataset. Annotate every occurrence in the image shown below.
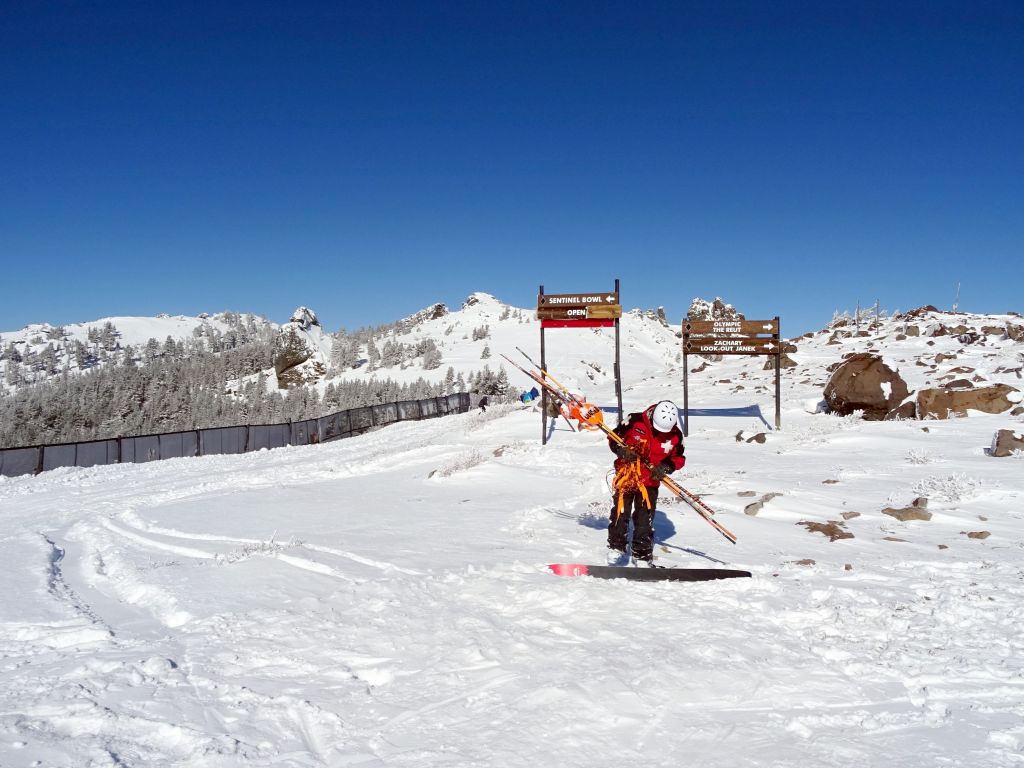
[548,564,751,581]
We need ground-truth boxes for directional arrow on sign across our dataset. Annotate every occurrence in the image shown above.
[683,319,779,335]
[683,337,784,355]
[605,294,615,302]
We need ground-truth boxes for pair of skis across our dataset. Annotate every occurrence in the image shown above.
[501,348,738,546]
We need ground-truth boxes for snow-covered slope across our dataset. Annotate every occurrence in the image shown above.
[1,313,270,352]
[0,312,275,392]
[1,303,1023,766]
[329,291,681,399]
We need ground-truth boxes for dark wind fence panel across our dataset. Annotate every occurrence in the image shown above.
[0,392,472,478]
[396,400,421,421]
[0,447,39,477]
[349,406,374,434]
[76,439,119,469]
[121,435,161,464]
[200,426,248,456]
[42,444,77,472]
[318,410,351,442]
[249,424,290,452]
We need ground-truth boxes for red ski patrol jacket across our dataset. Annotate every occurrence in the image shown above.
[609,404,686,487]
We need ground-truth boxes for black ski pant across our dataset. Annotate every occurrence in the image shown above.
[608,485,659,561]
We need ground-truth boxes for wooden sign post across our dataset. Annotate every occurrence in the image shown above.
[537,282,624,444]
[681,316,784,436]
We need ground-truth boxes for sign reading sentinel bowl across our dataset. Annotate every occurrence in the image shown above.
[537,291,621,325]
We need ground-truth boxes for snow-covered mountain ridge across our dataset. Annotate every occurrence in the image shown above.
[0,311,276,392]
[4,294,1023,416]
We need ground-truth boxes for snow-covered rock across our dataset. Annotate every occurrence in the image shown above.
[274,306,330,389]
[687,296,744,321]
[916,383,1020,420]
[990,428,1024,457]
[823,353,909,420]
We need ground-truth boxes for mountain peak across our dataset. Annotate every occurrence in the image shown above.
[462,292,501,309]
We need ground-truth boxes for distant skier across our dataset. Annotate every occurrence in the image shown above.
[607,400,685,566]
[478,395,489,413]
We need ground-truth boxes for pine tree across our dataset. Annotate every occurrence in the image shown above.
[366,337,380,370]
[422,339,443,370]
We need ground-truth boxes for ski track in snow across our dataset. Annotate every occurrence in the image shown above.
[3,315,1024,766]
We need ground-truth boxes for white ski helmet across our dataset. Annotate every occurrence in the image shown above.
[651,400,679,432]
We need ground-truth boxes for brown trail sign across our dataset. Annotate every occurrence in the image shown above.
[683,319,779,335]
[535,282,624,444]
[538,292,619,307]
[681,316,785,435]
[537,304,623,321]
[684,337,781,355]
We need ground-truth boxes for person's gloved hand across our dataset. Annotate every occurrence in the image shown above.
[649,459,673,481]
[615,444,638,462]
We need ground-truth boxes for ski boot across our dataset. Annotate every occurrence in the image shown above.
[606,548,629,567]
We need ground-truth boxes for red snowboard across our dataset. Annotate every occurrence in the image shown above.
[548,564,751,581]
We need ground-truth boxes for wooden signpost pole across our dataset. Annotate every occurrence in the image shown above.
[683,343,690,437]
[613,278,623,425]
[774,315,781,430]
[539,284,547,445]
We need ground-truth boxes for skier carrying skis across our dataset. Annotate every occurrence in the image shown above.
[607,401,685,566]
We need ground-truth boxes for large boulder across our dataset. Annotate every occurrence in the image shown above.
[764,353,798,370]
[990,429,1024,457]
[917,383,1021,419]
[823,354,910,420]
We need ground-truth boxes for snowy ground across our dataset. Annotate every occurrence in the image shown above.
[2,315,1024,767]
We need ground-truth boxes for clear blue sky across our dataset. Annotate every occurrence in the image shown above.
[1,1,1021,336]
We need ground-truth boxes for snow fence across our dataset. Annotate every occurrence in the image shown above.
[0,393,472,478]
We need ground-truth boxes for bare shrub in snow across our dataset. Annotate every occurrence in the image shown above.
[465,402,517,431]
[217,536,302,565]
[911,474,983,503]
[906,449,940,465]
[429,450,485,478]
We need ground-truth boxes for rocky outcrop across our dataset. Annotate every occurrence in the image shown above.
[764,353,797,370]
[886,399,917,420]
[882,497,931,522]
[990,429,1024,457]
[397,303,449,333]
[687,297,744,322]
[823,354,910,420]
[900,305,940,318]
[916,383,1020,419]
[798,520,854,541]
[744,492,782,516]
[274,306,328,389]
[289,306,319,330]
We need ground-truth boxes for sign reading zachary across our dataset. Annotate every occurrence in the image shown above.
[684,337,780,355]
[538,292,619,307]
[683,319,779,336]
